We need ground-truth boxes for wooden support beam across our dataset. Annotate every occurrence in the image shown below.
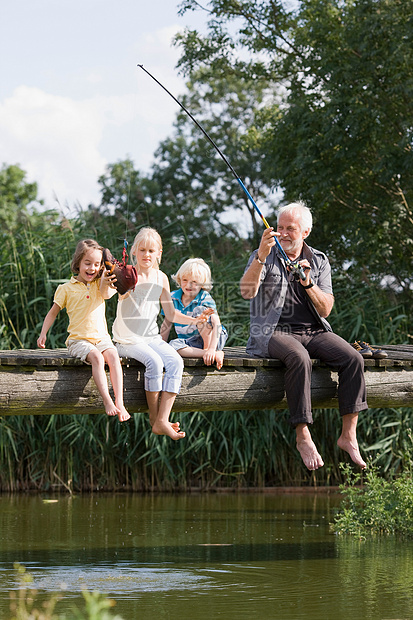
[0,346,412,416]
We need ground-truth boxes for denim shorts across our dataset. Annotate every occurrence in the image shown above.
[169,325,228,352]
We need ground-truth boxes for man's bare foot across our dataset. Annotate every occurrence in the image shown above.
[116,404,131,423]
[296,436,324,470]
[152,420,186,440]
[337,436,366,468]
[295,425,324,470]
[215,351,224,370]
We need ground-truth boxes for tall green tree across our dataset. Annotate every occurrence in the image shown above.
[89,72,270,271]
[150,71,276,249]
[0,164,42,231]
[176,0,413,297]
[85,157,225,269]
[80,159,153,251]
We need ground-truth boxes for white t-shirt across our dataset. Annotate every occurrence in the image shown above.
[112,271,163,345]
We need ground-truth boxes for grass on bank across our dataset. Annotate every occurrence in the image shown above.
[9,564,124,620]
[332,432,413,538]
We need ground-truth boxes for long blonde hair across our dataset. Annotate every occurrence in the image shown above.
[130,227,163,269]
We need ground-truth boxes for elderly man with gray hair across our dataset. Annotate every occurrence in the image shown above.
[240,201,367,471]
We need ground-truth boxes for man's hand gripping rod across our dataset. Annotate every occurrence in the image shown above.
[137,64,306,281]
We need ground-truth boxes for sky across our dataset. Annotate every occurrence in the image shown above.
[0,0,208,211]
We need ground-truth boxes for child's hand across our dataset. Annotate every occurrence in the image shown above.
[195,308,214,325]
[102,269,117,289]
[37,335,46,348]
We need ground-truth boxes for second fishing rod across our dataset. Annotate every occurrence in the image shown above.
[137,63,306,281]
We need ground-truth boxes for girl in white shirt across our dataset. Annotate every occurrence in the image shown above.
[113,227,211,440]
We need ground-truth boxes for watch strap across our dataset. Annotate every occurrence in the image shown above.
[255,255,266,265]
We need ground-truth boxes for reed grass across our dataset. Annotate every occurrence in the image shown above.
[1,406,413,492]
[0,208,412,490]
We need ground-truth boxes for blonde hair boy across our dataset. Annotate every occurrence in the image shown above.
[161,257,228,370]
[172,258,213,292]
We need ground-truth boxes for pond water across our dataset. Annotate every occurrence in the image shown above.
[0,492,412,619]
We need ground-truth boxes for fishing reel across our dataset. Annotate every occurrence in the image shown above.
[287,261,307,281]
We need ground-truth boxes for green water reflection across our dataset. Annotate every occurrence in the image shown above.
[0,493,412,619]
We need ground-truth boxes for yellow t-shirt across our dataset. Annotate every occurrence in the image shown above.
[54,277,116,345]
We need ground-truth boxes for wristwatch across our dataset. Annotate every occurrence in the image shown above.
[302,280,314,289]
[255,255,266,265]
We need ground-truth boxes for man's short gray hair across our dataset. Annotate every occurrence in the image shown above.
[277,201,313,234]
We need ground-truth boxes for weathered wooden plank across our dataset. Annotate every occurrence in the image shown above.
[0,346,412,415]
[354,366,413,408]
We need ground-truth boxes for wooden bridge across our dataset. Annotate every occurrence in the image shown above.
[0,345,413,416]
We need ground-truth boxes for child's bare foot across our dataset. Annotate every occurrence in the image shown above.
[337,435,366,468]
[116,404,131,422]
[148,415,180,432]
[104,399,120,417]
[215,351,224,370]
[152,420,186,440]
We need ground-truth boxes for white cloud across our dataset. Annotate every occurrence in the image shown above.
[0,86,107,208]
[0,9,202,212]
[0,79,185,211]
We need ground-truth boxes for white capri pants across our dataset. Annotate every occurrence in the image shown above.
[115,339,184,394]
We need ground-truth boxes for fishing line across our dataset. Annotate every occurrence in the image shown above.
[123,161,133,260]
[137,63,305,280]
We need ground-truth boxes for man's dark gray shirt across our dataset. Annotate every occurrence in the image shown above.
[244,242,333,358]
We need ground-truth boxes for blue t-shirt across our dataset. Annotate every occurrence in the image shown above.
[168,289,217,339]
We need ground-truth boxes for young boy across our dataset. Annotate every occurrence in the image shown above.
[160,258,228,369]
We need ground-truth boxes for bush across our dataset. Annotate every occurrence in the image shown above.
[331,436,413,538]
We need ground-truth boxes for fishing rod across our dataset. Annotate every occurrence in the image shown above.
[137,63,305,280]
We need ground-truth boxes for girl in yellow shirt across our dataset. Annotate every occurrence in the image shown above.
[37,239,130,423]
